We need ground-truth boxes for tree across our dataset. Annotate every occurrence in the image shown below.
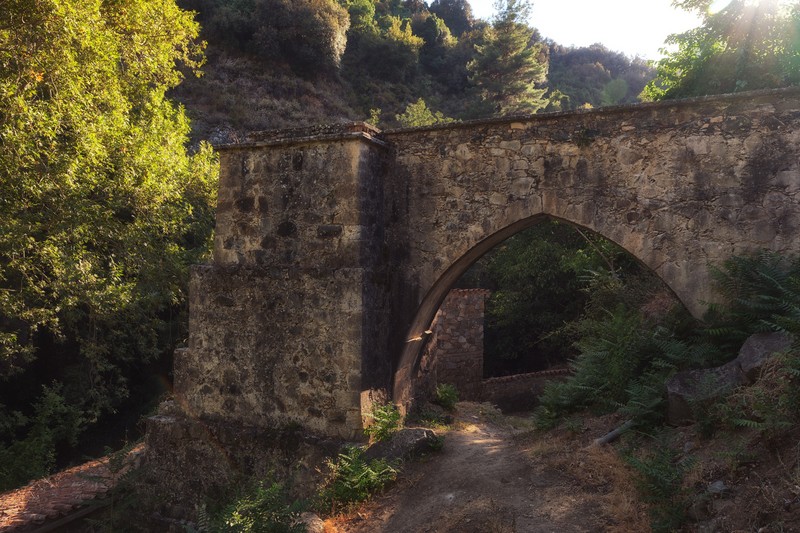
[429,0,474,37]
[546,43,653,109]
[467,0,549,116]
[0,0,217,488]
[395,98,455,126]
[338,0,378,34]
[642,0,800,100]
[184,0,350,75]
[463,220,638,376]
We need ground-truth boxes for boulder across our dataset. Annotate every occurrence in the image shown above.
[666,360,745,425]
[364,428,440,462]
[736,331,793,383]
[666,332,794,425]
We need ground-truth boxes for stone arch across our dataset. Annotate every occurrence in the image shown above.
[391,213,688,406]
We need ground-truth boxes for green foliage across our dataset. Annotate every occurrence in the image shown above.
[534,269,705,429]
[712,349,800,438]
[429,0,474,37]
[642,0,800,100]
[472,220,639,376]
[212,481,305,533]
[367,107,383,126]
[467,0,549,115]
[433,383,459,411]
[339,0,378,34]
[600,78,629,106]
[547,43,653,109]
[625,438,694,533]
[0,0,218,487]
[536,250,800,432]
[364,402,401,442]
[705,251,800,349]
[317,446,398,511]
[186,0,350,75]
[0,384,84,491]
[551,306,658,411]
[342,11,423,83]
[395,98,455,127]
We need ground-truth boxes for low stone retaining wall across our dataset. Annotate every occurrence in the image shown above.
[481,368,571,412]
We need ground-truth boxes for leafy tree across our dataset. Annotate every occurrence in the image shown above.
[413,12,457,72]
[338,0,379,34]
[467,0,549,115]
[183,0,350,75]
[547,43,653,109]
[395,98,455,126]
[643,0,800,100]
[465,220,637,376]
[601,77,629,106]
[0,0,217,487]
[344,13,423,82]
[429,0,475,37]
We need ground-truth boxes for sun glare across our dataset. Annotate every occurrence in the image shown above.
[709,0,734,13]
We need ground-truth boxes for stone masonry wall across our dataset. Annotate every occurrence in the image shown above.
[481,369,571,412]
[415,289,488,402]
[389,87,800,404]
[172,124,390,440]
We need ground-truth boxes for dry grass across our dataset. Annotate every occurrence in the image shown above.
[522,427,650,532]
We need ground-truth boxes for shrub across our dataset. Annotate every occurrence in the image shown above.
[625,438,694,533]
[712,349,800,438]
[433,383,459,411]
[705,251,800,349]
[317,446,398,512]
[364,402,401,442]
[211,481,305,533]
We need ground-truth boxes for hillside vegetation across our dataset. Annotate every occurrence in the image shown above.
[172,0,654,141]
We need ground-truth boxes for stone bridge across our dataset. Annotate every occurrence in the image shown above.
[170,88,800,443]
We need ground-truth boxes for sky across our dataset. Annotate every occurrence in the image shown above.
[467,0,704,59]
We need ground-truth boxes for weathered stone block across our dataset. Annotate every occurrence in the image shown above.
[737,331,793,383]
[666,361,745,425]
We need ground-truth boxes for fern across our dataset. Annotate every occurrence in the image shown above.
[212,481,305,533]
[626,437,694,533]
[364,403,401,442]
[706,251,800,347]
[317,447,398,512]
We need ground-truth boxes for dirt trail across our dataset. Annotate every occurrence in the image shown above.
[329,404,642,533]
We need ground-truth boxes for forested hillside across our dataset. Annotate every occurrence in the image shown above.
[172,0,654,142]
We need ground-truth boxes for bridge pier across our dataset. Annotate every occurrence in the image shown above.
[169,123,392,439]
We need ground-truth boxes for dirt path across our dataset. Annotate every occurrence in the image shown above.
[328,404,647,533]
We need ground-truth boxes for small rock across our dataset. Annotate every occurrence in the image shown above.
[300,512,324,533]
[364,428,440,462]
[708,480,731,496]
